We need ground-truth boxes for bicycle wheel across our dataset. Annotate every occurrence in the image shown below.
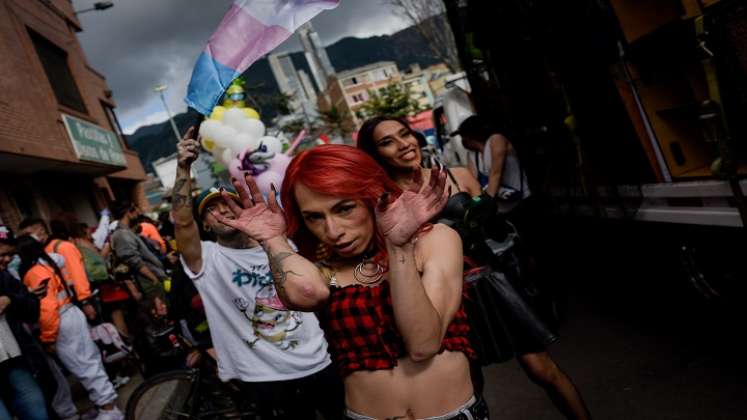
[126,370,198,420]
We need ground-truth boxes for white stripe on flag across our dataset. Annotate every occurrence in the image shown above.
[234,0,339,32]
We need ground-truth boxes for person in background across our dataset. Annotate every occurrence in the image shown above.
[0,231,49,420]
[19,219,97,322]
[70,223,130,339]
[133,213,167,256]
[17,236,123,420]
[454,115,531,214]
[108,201,167,310]
[3,226,87,420]
[174,128,343,419]
[357,116,592,420]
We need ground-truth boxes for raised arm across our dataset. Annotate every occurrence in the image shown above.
[485,134,509,197]
[173,127,202,274]
[449,166,483,197]
[376,166,457,361]
[211,175,329,311]
[388,225,463,361]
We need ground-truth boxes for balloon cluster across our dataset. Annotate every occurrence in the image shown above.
[198,93,290,196]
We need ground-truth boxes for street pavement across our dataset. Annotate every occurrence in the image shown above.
[480,287,747,420]
[76,289,747,419]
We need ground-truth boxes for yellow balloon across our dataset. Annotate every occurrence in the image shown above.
[209,106,226,121]
[201,136,217,152]
[242,107,259,120]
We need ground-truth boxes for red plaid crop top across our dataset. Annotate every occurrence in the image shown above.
[318,280,475,377]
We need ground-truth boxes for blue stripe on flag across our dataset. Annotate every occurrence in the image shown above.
[185,51,240,115]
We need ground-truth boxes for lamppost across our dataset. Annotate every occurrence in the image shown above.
[74,1,114,15]
[154,84,181,142]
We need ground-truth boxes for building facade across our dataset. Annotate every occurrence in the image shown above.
[401,64,436,110]
[320,61,402,130]
[0,0,146,230]
[269,53,308,114]
[298,22,335,91]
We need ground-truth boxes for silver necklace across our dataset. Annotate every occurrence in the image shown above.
[353,259,384,285]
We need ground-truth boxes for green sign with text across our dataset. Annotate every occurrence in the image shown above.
[62,114,126,167]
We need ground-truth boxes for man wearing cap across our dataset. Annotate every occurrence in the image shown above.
[173,128,342,420]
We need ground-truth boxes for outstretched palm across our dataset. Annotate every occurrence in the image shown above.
[376,167,449,246]
[211,176,286,242]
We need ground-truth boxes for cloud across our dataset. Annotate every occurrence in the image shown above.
[73,0,408,131]
[121,109,170,135]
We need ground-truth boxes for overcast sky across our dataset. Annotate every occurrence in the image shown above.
[73,0,408,134]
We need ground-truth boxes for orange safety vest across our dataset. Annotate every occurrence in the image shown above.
[45,239,92,302]
[139,222,167,254]
[23,264,73,343]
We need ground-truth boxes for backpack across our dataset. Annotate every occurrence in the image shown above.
[77,244,109,283]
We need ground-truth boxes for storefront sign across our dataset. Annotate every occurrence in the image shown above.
[62,114,126,167]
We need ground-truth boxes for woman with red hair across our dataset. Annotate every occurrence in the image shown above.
[212,145,488,420]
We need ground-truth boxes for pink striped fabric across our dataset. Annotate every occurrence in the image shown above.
[206,4,291,70]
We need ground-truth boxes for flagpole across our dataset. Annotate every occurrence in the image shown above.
[155,84,181,142]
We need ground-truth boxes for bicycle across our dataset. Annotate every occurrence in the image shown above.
[125,336,258,420]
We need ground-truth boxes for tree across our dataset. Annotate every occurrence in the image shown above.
[318,105,354,139]
[358,83,422,120]
[384,0,461,72]
[279,118,306,136]
[256,92,294,116]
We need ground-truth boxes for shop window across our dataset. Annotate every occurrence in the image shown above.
[101,101,126,144]
[28,29,87,113]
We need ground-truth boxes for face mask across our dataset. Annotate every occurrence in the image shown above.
[7,255,21,280]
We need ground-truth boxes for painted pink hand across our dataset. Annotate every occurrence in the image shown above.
[210,174,287,243]
[375,166,450,246]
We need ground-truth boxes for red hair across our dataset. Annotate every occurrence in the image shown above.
[281,145,402,262]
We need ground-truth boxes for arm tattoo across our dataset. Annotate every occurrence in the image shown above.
[172,177,191,210]
[269,252,300,291]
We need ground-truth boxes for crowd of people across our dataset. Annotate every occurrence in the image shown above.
[0,114,592,420]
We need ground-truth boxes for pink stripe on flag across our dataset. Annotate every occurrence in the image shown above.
[206,3,291,70]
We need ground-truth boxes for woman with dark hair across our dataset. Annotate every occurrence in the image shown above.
[358,116,482,198]
[357,116,592,420]
[17,236,124,420]
[212,145,488,420]
[0,233,49,420]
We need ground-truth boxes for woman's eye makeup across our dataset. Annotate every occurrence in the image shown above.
[338,204,355,214]
[303,213,323,221]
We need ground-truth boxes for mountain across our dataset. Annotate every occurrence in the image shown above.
[127,23,441,173]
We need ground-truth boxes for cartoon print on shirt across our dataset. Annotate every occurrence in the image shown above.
[233,284,302,351]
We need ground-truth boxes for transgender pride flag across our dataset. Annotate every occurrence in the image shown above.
[185,0,340,115]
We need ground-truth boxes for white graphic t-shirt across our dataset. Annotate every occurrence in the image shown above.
[181,241,330,382]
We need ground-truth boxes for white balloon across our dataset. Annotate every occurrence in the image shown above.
[211,145,225,161]
[223,108,247,130]
[237,118,265,139]
[212,125,238,148]
[227,133,259,154]
[222,148,236,167]
[199,119,221,140]
[257,136,282,155]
